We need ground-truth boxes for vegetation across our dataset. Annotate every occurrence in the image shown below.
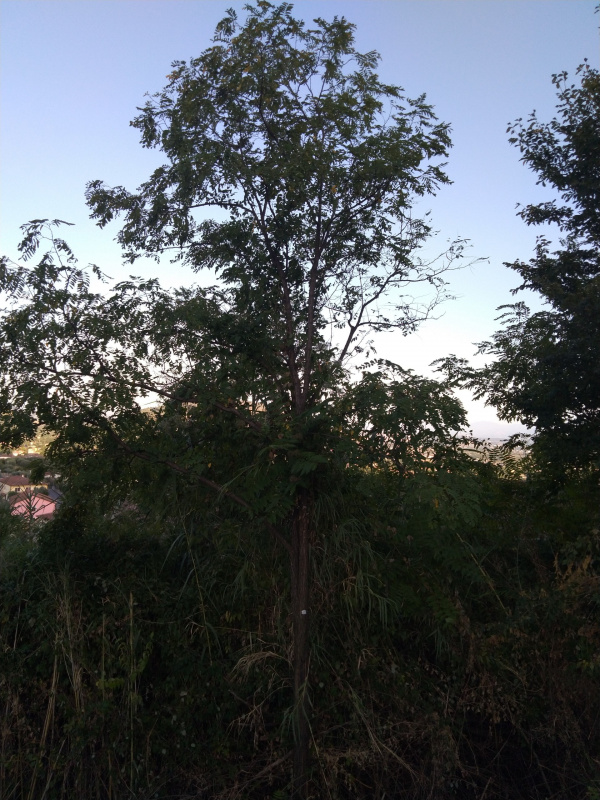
[0,455,43,476]
[1,3,470,792]
[0,4,598,798]
[1,461,599,799]
[441,61,600,473]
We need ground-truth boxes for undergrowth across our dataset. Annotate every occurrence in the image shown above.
[1,466,599,799]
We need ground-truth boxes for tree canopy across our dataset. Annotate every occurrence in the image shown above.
[440,62,600,471]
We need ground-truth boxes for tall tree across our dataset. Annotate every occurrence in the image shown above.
[1,3,469,791]
[441,62,600,471]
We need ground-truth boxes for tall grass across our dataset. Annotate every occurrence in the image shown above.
[1,467,599,798]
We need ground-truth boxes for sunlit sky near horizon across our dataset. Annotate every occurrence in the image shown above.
[1,0,598,435]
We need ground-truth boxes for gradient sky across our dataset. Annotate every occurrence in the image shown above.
[1,1,598,432]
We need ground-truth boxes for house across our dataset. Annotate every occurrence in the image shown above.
[0,475,48,497]
[10,491,57,521]
[0,475,47,496]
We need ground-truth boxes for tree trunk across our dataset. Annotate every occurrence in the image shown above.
[290,490,311,796]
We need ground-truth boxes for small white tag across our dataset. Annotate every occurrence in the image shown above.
[301,609,307,615]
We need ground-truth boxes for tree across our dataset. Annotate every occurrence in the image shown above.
[441,63,600,471]
[0,3,470,792]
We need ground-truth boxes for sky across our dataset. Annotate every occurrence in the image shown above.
[1,0,598,435]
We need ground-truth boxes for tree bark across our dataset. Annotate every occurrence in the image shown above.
[290,490,311,796]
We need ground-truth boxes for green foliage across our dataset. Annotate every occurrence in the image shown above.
[1,465,599,798]
[440,63,600,471]
[0,0,469,464]
[29,457,47,483]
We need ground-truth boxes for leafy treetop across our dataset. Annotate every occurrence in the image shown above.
[86,1,464,413]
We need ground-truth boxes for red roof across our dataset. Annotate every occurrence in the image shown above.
[0,475,31,487]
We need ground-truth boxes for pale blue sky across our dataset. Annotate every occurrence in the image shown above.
[1,1,598,432]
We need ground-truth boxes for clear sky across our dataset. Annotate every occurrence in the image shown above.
[1,1,598,434]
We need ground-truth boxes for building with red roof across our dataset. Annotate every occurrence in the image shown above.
[10,491,57,521]
[0,475,47,497]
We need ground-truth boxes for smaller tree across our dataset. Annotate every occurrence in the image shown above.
[441,63,600,470]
